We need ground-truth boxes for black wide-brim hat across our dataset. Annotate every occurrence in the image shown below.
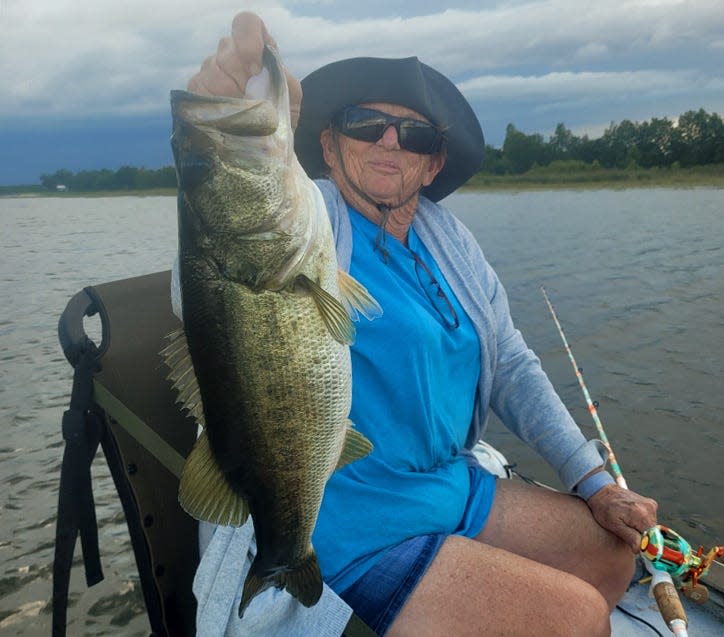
[294,56,485,202]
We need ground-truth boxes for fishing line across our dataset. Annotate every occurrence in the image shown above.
[540,285,628,489]
[615,604,666,637]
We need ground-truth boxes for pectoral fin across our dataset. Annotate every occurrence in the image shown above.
[295,274,355,345]
[336,421,373,470]
[179,430,250,527]
[337,269,383,321]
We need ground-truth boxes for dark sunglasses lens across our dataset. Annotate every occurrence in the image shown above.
[344,122,387,143]
[398,121,441,154]
[336,108,441,154]
[340,108,387,141]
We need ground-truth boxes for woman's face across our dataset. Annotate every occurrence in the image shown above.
[320,102,445,209]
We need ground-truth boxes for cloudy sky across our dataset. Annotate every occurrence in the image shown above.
[2,0,723,185]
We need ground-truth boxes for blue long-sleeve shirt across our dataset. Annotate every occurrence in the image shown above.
[312,206,483,592]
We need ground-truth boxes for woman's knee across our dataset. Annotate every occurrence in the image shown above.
[597,539,637,609]
[568,581,612,637]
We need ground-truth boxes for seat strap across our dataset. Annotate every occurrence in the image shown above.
[52,348,105,637]
[343,612,379,637]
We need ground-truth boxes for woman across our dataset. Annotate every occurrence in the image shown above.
[189,12,657,637]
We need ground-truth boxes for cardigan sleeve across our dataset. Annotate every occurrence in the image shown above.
[419,205,609,490]
[468,228,609,489]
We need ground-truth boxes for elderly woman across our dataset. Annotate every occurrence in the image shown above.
[189,12,657,637]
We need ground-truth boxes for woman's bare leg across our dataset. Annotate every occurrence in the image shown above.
[387,480,635,636]
[387,535,611,637]
[476,479,635,609]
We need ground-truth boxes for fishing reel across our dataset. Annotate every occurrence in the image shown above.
[640,524,724,603]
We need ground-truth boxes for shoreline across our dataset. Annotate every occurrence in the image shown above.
[0,187,178,198]
[461,179,724,192]
[3,170,724,198]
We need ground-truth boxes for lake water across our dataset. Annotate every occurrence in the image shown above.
[1,188,723,635]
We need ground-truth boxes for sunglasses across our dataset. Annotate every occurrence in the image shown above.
[331,106,444,155]
[411,250,460,329]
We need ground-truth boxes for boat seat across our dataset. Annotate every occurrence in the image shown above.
[54,270,199,637]
[53,270,377,637]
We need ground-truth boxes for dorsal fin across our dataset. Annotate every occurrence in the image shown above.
[160,328,205,427]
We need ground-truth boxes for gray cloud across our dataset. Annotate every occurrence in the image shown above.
[460,70,706,104]
[2,0,723,145]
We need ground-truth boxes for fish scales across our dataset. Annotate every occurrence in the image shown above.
[165,46,379,615]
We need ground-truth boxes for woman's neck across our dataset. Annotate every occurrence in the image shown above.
[333,178,419,246]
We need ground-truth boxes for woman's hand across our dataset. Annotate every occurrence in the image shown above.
[587,484,659,552]
[187,12,302,128]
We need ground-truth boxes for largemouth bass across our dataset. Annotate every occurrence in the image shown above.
[164,46,380,615]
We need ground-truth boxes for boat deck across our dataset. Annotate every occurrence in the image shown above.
[613,578,724,636]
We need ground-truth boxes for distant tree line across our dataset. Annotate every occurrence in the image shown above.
[39,165,177,192]
[32,108,724,191]
[481,108,724,175]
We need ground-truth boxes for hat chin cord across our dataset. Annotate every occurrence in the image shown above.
[330,132,421,262]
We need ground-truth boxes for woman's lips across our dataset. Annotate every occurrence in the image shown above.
[368,160,400,174]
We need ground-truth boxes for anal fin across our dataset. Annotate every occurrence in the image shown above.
[336,421,373,470]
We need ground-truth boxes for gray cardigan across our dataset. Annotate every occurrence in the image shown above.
[191,180,609,637]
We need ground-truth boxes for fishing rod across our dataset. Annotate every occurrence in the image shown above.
[539,286,724,637]
[539,285,628,488]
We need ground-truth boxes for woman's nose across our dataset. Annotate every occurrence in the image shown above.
[377,124,401,150]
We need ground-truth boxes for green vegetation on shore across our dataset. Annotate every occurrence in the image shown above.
[0,165,177,196]
[480,108,724,175]
[463,161,724,191]
[468,106,724,190]
[2,108,723,196]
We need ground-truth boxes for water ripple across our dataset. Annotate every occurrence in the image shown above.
[3,190,724,634]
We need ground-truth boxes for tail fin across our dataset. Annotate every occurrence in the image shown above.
[238,551,323,617]
[284,552,323,608]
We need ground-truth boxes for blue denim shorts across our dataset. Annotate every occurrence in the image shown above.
[339,466,497,635]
